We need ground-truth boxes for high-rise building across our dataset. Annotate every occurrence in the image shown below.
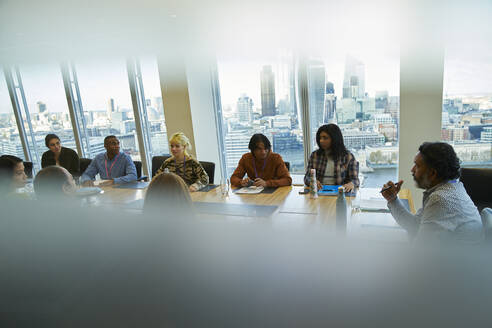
[36,101,47,113]
[307,59,326,134]
[260,65,276,117]
[107,98,116,118]
[342,55,365,99]
[324,81,336,123]
[237,94,253,123]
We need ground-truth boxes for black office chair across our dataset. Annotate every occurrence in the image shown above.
[460,168,492,211]
[23,161,33,179]
[133,161,148,182]
[284,161,290,172]
[151,155,171,178]
[199,161,215,184]
[481,208,492,244]
[79,158,92,176]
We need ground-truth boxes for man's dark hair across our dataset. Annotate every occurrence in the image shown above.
[248,134,271,152]
[34,166,71,200]
[315,124,348,162]
[104,135,118,144]
[418,142,460,181]
[45,134,60,147]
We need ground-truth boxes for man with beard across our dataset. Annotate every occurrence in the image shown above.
[381,142,483,243]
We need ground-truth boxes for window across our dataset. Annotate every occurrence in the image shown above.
[16,63,76,169]
[0,68,24,159]
[442,44,492,167]
[217,52,304,176]
[137,56,169,157]
[306,52,400,188]
[73,58,140,160]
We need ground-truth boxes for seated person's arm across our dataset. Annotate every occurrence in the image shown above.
[113,157,137,184]
[41,152,49,168]
[80,159,98,185]
[230,157,248,187]
[383,181,420,237]
[343,155,359,192]
[190,162,209,191]
[265,157,292,187]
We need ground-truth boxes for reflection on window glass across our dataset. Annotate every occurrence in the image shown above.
[0,69,24,159]
[17,63,76,168]
[307,52,400,188]
[442,45,492,168]
[217,51,304,175]
[75,58,141,160]
[139,56,169,157]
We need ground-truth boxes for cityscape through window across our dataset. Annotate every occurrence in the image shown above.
[442,44,492,168]
[217,50,400,187]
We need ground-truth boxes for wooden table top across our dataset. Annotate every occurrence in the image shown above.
[89,183,414,240]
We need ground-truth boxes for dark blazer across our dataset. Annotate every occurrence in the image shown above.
[41,147,80,177]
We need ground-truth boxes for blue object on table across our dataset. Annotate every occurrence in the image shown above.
[317,185,356,197]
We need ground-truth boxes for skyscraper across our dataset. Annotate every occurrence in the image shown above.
[307,59,326,133]
[36,101,47,113]
[324,81,337,123]
[260,65,276,117]
[342,55,365,99]
[237,94,253,123]
[107,98,116,118]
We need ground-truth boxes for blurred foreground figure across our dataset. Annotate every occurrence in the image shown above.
[144,172,193,216]
[34,166,76,200]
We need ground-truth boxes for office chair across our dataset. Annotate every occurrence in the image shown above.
[199,161,215,184]
[460,168,492,211]
[151,155,171,178]
[284,161,290,172]
[133,161,148,182]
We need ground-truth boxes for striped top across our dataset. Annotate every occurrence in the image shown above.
[155,157,209,190]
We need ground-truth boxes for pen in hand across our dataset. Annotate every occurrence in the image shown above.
[380,182,400,193]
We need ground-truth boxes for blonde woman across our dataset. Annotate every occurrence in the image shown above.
[155,132,209,191]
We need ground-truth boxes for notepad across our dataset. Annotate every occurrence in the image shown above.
[234,186,264,194]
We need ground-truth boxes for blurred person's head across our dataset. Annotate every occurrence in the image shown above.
[45,134,61,154]
[248,134,271,160]
[144,172,192,214]
[316,124,348,161]
[34,166,76,200]
[169,132,191,159]
[0,155,27,193]
[104,135,120,157]
[412,142,460,189]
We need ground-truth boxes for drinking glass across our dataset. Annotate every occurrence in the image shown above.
[220,178,230,197]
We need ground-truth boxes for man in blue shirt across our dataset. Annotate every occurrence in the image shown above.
[81,136,137,186]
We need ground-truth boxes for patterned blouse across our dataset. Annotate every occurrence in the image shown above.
[304,150,360,187]
[155,156,209,190]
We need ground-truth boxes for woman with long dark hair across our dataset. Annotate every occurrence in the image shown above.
[304,124,359,192]
[41,134,80,177]
[0,155,27,195]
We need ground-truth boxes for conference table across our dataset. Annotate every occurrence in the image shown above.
[88,182,415,242]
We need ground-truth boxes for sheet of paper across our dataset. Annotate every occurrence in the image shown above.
[234,186,264,194]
